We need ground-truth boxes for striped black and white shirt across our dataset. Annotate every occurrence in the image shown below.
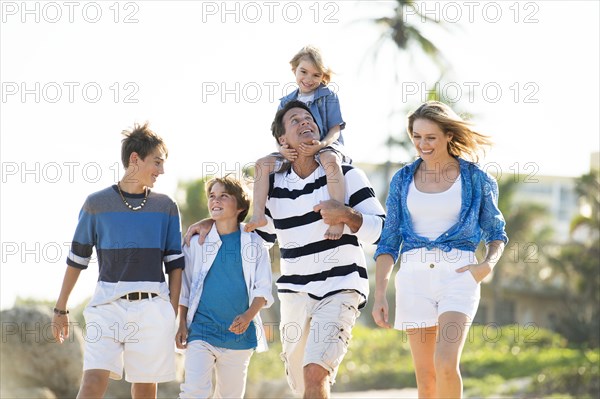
[256,165,385,308]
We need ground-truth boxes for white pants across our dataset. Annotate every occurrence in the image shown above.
[179,340,254,399]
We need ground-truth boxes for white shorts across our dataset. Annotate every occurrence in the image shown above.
[179,340,254,399]
[279,291,361,395]
[82,296,177,382]
[395,249,480,330]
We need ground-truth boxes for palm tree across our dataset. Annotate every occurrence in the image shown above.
[366,0,451,201]
[371,0,447,70]
[549,171,600,346]
[484,176,553,324]
[570,170,600,237]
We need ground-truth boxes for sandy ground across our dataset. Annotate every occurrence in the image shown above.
[331,388,419,398]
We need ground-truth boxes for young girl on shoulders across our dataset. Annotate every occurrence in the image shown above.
[245,45,350,240]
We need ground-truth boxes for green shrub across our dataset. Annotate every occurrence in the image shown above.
[247,324,600,397]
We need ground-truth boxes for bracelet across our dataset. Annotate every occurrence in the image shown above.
[53,307,69,315]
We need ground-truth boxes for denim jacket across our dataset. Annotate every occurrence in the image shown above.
[279,83,346,144]
[374,157,509,263]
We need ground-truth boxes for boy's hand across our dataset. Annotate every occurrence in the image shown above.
[298,140,323,157]
[279,144,298,162]
[52,313,70,343]
[176,324,188,349]
[228,313,252,335]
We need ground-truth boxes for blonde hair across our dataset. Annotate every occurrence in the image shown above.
[407,101,492,163]
[205,175,251,223]
[289,45,333,85]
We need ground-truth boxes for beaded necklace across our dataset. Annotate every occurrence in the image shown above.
[117,182,148,211]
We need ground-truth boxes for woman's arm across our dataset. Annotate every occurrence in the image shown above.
[456,240,505,282]
[372,254,395,328]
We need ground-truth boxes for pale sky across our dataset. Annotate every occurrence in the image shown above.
[1,1,599,309]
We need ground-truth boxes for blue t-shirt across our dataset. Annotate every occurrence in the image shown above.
[188,230,257,349]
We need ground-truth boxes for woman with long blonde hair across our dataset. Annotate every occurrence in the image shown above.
[372,101,508,398]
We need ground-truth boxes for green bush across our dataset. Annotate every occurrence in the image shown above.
[525,352,600,398]
[247,324,600,397]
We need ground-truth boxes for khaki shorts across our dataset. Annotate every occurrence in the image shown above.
[82,296,177,383]
[278,291,361,395]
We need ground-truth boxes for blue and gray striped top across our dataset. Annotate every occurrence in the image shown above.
[67,185,184,306]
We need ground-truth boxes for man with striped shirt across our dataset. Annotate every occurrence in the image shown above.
[186,101,385,398]
[257,101,385,398]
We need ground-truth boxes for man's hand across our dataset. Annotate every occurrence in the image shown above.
[313,199,348,226]
[183,218,214,246]
[298,140,323,157]
[314,200,363,233]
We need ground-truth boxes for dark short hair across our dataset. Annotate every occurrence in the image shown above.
[121,122,168,168]
[205,175,251,223]
[271,100,318,145]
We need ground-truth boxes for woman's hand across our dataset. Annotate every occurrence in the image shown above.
[455,262,492,283]
[371,295,391,329]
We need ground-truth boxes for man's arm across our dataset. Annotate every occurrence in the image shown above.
[313,200,363,232]
[313,167,385,244]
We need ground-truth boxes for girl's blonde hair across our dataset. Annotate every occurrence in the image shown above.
[407,101,492,163]
[289,45,333,85]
